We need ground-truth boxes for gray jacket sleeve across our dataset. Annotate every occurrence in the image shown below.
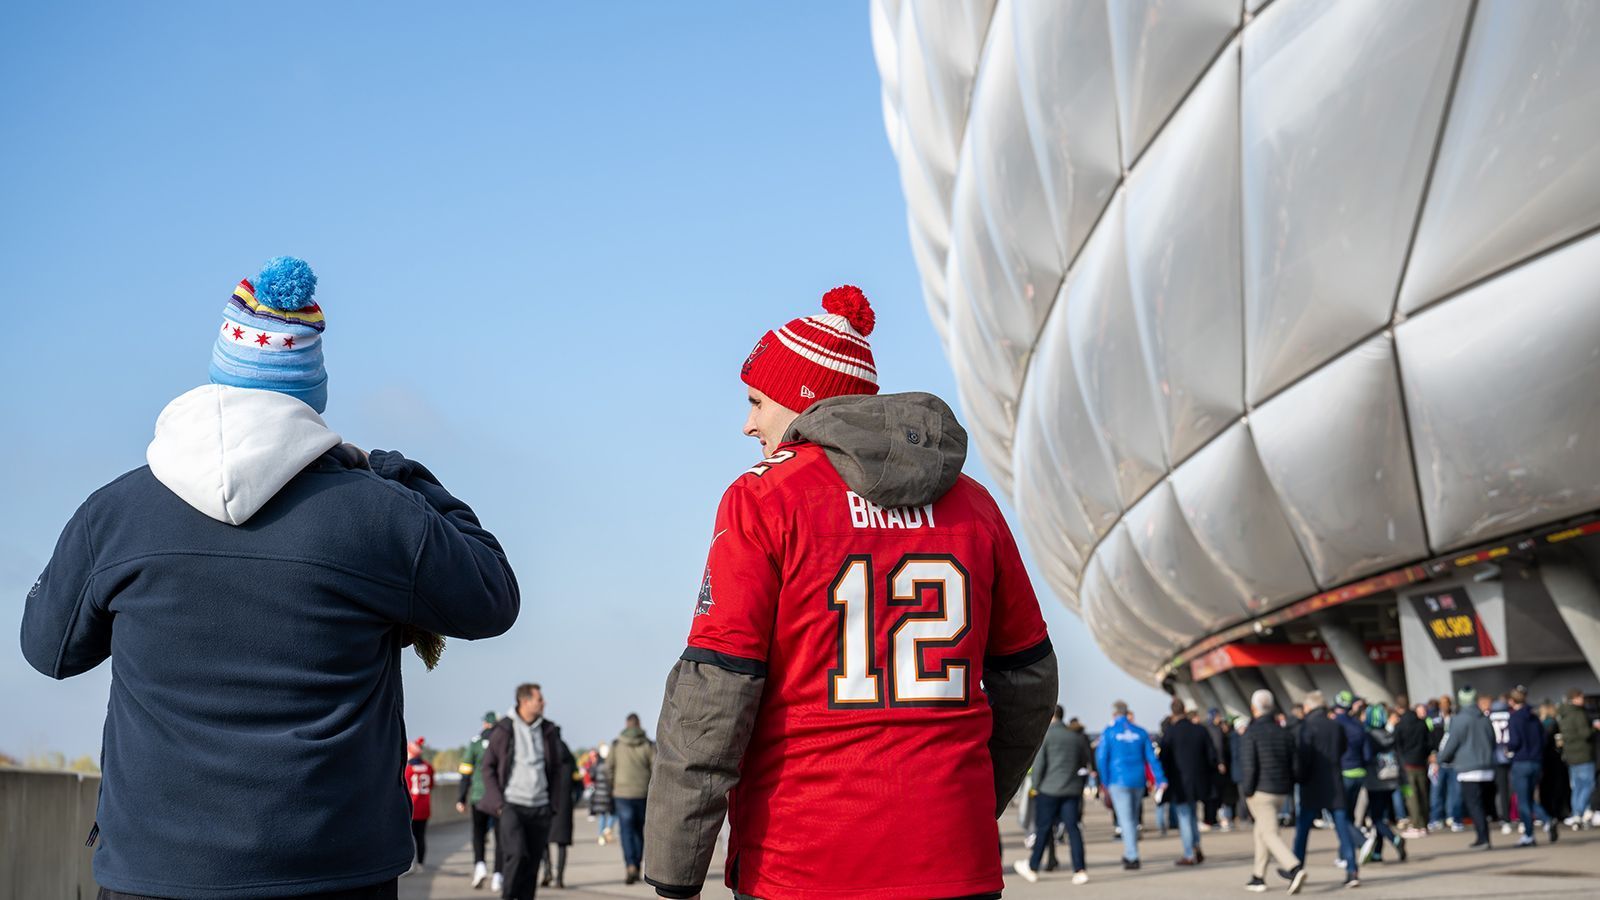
[643,657,765,899]
[985,641,1058,817]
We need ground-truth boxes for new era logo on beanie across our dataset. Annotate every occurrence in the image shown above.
[209,257,330,413]
[742,285,878,413]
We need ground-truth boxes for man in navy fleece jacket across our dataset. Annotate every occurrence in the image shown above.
[20,258,520,899]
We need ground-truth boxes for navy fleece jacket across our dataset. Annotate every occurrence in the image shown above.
[21,434,519,897]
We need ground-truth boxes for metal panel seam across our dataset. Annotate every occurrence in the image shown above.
[1388,0,1479,324]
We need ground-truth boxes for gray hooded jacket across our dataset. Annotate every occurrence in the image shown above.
[642,393,1057,899]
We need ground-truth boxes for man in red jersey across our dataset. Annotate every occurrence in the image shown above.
[643,287,1058,900]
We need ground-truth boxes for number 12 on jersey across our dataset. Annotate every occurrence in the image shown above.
[827,554,972,709]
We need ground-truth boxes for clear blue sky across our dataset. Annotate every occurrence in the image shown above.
[0,2,1164,758]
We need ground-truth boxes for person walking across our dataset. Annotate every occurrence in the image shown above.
[1203,708,1233,831]
[1099,700,1169,870]
[1506,687,1557,846]
[639,287,1058,900]
[1439,685,1496,850]
[1393,699,1431,837]
[19,258,521,898]
[609,713,654,885]
[1293,690,1362,888]
[1556,688,1598,828]
[1429,696,1463,831]
[1358,705,1406,864]
[478,684,577,900]
[589,742,617,845]
[541,733,580,890]
[1239,690,1306,894]
[404,738,436,875]
[459,712,504,891]
[1160,699,1217,866]
[1489,694,1513,832]
[1013,705,1093,885]
[1231,717,1253,826]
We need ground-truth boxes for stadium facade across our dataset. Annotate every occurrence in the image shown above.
[870,0,1600,716]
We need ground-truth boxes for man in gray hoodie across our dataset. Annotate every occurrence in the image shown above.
[1439,686,1497,849]
[642,288,1057,900]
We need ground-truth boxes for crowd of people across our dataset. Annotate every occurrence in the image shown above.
[1013,685,1600,891]
[21,257,1595,900]
[398,690,659,896]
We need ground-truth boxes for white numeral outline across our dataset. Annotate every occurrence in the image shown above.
[827,556,883,706]
[747,449,796,477]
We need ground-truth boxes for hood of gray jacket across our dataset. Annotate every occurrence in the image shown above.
[784,392,967,509]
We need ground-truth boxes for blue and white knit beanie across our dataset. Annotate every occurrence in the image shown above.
[208,256,329,413]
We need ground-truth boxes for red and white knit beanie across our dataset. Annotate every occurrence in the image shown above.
[740,286,878,413]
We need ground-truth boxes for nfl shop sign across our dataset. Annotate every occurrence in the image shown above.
[1191,641,1403,681]
[1408,587,1497,659]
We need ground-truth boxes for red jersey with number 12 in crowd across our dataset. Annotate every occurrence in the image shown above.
[404,757,434,821]
[686,442,1049,900]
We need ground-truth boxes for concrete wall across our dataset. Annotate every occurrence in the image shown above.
[0,769,99,899]
[0,768,471,896]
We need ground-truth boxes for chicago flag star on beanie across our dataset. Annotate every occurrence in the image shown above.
[741,285,878,413]
[209,256,329,413]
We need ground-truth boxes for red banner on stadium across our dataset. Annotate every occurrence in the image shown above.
[1191,640,1402,681]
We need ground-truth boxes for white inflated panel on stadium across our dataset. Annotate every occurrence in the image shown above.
[871,0,1600,681]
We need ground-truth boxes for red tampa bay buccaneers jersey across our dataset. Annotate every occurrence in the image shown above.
[686,442,1050,900]
[405,757,435,821]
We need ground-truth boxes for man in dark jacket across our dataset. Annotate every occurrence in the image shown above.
[642,290,1057,900]
[20,258,521,899]
[1293,691,1362,887]
[1014,705,1094,884]
[1239,690,1304,894]
[1331,691,1374,804]
[1440,686,1496,849]
[1160,698,1217,865]
[1392,696,1432,833]
[478,684,576,900]
[1506,687,1556,845]
[1203,708,1232,828]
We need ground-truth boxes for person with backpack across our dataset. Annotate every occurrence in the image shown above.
[1357,704,1406,864]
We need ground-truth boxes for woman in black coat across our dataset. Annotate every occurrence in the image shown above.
[541,739,578,889]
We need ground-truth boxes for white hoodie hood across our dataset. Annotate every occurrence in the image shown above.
[147,384,342,525]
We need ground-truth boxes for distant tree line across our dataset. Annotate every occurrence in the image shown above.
[0,749,100,773]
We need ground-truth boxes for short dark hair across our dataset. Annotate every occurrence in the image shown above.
[1170,697,1187,716]
[1053,704,1065,721]
[1394,693,1409,710]
[626,713,641,727]
[1571,687,1586,701]
[515,683,542,703]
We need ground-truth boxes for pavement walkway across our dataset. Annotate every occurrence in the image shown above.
[400,802,1600,899]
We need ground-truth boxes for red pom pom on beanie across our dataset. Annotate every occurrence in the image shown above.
[821,285,875,336]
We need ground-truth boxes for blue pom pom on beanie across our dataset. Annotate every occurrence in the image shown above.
[209,257,330,413]
[253,256,319,311]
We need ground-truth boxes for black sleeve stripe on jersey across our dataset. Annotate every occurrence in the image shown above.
[983,635,1053,671]
[643,875,703,899]
[681,646,768,678]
